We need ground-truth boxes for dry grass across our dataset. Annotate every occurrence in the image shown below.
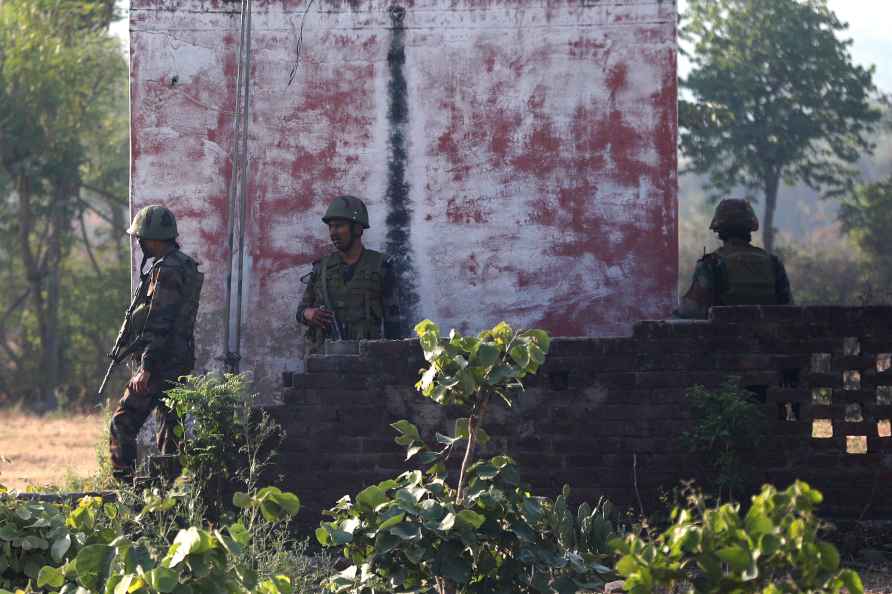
[0,409,105,491]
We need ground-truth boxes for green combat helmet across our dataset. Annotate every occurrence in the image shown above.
[127,205,178,240]
[322,195,370,229]
[709,198,759,232]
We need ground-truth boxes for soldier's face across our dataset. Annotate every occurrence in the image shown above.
[328,220,354,252]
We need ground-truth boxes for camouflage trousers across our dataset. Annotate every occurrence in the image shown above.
[109,376,180,479]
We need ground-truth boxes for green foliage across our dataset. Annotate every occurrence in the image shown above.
[0,0,130,408]
[611,481,863,594]
[839,175,892,298]
[163,373,283,518]
[681,380,767,501]
[318,321,618,593]
[414,319,550,409]
[680,0,880,252]
[318,433,616,593]
[0,487,303,593]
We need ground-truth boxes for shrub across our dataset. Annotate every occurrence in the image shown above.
[611,481,863,594]
[316,320,618,593]
[681,379,767,501]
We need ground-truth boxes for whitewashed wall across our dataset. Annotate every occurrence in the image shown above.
[130,0,678,395]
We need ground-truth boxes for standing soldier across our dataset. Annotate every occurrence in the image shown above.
[675,199,793,319]
[108,205,203,482]
[297,195,404,352]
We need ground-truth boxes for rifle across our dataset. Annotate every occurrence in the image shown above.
[97,266,151,400]
[318,262,344,341]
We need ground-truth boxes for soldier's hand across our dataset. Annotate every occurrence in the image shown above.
[128,368,152,394]
[304,307,334,329]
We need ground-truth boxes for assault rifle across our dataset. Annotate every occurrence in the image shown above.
[96,269,151,400]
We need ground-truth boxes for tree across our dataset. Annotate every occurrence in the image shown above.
[0,0,129,408]
[838,176,892,300]
[680,0,881,253]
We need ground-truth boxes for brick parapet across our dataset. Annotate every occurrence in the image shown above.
[273,306,892,525]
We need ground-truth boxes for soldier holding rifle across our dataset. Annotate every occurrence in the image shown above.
[104,205,203,482]
[297,195,404,353]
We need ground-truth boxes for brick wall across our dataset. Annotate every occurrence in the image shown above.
[272,306,892,526]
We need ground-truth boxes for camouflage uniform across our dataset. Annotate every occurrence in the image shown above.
[109,206,203,479]
[675,199,793,319]
[296,196,404,352]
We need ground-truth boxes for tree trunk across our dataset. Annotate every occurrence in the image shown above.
[16,176,51,405]
[455,393,490,504]
[762,172,780,253]
[41,183,66,410]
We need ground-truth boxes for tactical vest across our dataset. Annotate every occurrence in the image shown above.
[129,250,203,370]
[713,244,778,306]
[314,249,386,340]
[172,252,204,367]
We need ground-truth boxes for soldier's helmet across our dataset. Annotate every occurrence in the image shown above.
[322,195,370,229]
[709,199,759,232]
[127,205,179,240]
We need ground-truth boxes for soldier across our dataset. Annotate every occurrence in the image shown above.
[109,205,203,482]
[297,195,404,352]
[675,198,793,319]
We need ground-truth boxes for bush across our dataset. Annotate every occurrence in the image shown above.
[612,481,863,594]
[316,321,618,593]
[681,379,767,501]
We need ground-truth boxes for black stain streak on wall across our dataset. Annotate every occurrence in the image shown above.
[384,5,419,335]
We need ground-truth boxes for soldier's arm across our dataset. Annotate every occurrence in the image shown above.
[772,256,794,305]
[381,257,405,339]
[673,259,714,319]
[296,263,319,325]
[138,262,186,373]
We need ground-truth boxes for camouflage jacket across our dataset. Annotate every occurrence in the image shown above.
[675,239,793,319]
[132,248,203,376]
[296,248,403,348]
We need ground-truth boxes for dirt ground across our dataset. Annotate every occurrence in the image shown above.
[0,410,105,491]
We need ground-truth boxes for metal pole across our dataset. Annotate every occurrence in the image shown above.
[222,0,250,373]
[232,0,253,373]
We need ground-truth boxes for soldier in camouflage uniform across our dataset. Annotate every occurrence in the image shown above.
[297,195,403,352]
[109,205,203,481]
[675,199,793,319]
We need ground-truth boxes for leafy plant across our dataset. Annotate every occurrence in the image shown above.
[681,379,767,501]
[317,320,618,593]
[611,481,864,594]
[163,373,283,518]
[0,493,118,590]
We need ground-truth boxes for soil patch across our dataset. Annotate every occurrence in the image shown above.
[0,410,104,490]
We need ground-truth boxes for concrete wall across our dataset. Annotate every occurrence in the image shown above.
[129,0,678,392]
[274,306,892,526]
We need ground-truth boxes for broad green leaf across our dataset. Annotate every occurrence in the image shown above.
[232,491,252,509]
[74,544,115,591]
[525,329,551,352]
[509,345,531,368]
[840,569,864,594]
[37,565,65,589]
[818,541,841,571]
[391,420,422,446]
[315,527,330,547]
[51,534,72,563]
[716,545,751,572]
[378,512,405,531]
[473,343,500,368]
[455,509,486,530]
[145,567,178,593]
[228,521,250,546]
[357,486,389,512]
[389,523,421,541]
